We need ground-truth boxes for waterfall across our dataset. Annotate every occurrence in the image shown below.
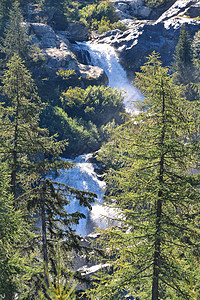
[55,42,140,236]
[78,41,142,112]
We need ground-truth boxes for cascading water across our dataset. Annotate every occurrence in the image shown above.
[55,42,141,236]
[78,41,142,112]
[55,154,118,236]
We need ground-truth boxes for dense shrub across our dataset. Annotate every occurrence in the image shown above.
[40,105,101,155]
[79,1,118,30]
[61,85,125,126]
[144,0,170,7]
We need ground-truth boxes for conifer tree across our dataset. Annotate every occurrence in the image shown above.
[0,54,96,297]
[0,162,38,299]
[1,1,30,60]
[173,25,197,100]
[192,29,200,61]
[88,52,200,300]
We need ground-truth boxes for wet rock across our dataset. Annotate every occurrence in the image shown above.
[24,22,106,86]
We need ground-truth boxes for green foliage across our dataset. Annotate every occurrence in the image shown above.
[39,245,77,300]
[88,52,200,299]
[79,0,118,31]
[0,163,38,299]
[173,25,197,100]
[61,85,124,126]
[143,0,170,7]
[89,17,127,34]
[1,1,30,60]
[0,52,97,297]
[192,29,200,60]
[40,105,101,155]
[0,0,29,32]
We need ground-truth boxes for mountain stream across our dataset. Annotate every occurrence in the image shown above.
[55,42,141,236]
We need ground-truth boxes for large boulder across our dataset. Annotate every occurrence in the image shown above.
[59,22,89,42]
[112,0,152,19]
[78,63,109,86]
[26,4,68,30]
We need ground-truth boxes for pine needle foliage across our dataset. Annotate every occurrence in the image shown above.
[88,52,200,299]
[39,245,77,300]
[0,1,30,60]
[172,25,197,100]
[0,54,67,200]
[0,163,38,299]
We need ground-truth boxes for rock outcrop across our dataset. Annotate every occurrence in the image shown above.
[24,22,108,87]
[25,0,200,84]
[93,0,200,77]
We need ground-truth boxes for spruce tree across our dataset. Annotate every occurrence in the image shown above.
[87,52,200,299]
[1,1,30,60]
[173,25,197,100]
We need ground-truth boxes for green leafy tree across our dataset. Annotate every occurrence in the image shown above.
[88,52,200,299]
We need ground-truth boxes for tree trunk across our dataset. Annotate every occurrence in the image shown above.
[40,181,49,288]
[152,79,165,300]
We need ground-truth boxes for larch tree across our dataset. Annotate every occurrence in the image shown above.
[0,54,96,298]
[87,52,200,300]
[0,162,38,299]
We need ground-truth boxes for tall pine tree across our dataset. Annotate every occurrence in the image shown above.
[0,54,96,298]
[1,1,30,61]
[87,52,200,300]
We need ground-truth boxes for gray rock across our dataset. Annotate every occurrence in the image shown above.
[24,22,106,86]
[137,6,152,18]
[78,63,109,86]
[93,0,200,76]
[156,0,199,23]
[61,22,89,42]
[113,0,152,19]
[184,2,200,18]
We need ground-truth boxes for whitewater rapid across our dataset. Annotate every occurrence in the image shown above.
[55,154,118,236]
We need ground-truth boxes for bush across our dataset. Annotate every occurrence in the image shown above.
[40,105,101,155]
[61,85,125,126]
[143,0,170,7]
[79,1,118,30]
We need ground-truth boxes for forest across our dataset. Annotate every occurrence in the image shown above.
[0,0,200,299]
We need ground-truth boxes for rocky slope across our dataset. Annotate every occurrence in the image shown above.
[94,0,200,77]
[25,0,200,85]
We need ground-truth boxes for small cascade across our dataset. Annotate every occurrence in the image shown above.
[78,41,142,112]
[55,154,117,236]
